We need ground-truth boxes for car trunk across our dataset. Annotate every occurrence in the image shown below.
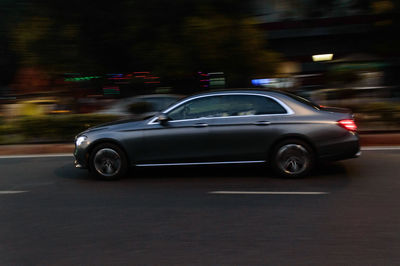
[320,106,354,120]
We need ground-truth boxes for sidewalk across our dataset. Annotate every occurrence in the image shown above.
[0,133,399,156]
[359,133,400,146]
[0,143,75,156]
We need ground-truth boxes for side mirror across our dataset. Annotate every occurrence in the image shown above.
[157,114,170,125]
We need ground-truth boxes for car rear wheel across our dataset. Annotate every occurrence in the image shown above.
[89,143,128,180]
[272,139,314,178]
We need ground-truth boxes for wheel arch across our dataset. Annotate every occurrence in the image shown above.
[85,138,131,165]
[268,134,318,162]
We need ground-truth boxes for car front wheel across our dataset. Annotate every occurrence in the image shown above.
[272,139,314,178]
[89,143,128,180]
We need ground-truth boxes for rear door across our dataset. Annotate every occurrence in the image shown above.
[206,94,291,161]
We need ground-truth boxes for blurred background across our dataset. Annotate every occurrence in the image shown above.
[0,0,400,144]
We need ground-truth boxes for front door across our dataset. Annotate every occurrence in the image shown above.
[140,95,224,164]
[140,118,211,164]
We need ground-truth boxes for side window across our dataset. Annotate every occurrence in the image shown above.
[218,95,256,116]
[167,94,287,121]
[219,95,287,116]
[251,96,287,115]
[168,96,228,120]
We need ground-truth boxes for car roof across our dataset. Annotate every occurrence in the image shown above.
[176,89,321,114]
[185,89,290,99]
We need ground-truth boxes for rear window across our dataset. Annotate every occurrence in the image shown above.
[280,92,321,110]
[219,95,287,115]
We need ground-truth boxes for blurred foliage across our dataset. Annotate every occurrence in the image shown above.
[0,114,118,144]
[356,102,400,112]
[0,123,19,135]
[10,15,84,72]
[354,102,400,122]
[2,0,279,86]
[181,16,280,85]
[19,102,46,116]
[326,70,363,87]
[127,1,280,86]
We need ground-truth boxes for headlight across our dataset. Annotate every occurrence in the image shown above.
[76,136,87,146]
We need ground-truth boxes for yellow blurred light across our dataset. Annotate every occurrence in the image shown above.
[312,54,333,62]
[50,110,70,114]
[22,99,57,104]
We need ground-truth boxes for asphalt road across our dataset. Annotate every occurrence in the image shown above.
[1,148,400,265]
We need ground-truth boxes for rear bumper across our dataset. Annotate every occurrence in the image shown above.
[318,133,361,161]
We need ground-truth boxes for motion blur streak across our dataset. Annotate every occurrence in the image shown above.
[0,0,399,153]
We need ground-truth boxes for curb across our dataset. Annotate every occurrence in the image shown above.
[0,144,75,156]
[359,133,400,146]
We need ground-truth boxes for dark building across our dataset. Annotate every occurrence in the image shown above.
[252,0,400,96]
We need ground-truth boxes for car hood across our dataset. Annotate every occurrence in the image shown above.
[83,117,151,134]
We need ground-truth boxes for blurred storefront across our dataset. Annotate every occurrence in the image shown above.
[253,0,400,98]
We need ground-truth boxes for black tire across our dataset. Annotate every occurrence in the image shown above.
[88,143,128,180]
[271,139,315,178]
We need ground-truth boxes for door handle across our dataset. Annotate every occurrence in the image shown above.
[253,121,271,126]
[194,123,208,128]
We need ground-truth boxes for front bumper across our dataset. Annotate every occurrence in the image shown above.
[74,143,89,169]
[74,160,84,168]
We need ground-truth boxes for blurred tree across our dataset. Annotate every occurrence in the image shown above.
[6,0,280,88]
[126,1,280,87]
[181,15,280,86]
[12,16,54,67]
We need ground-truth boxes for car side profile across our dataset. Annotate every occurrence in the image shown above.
[74,89,360,180]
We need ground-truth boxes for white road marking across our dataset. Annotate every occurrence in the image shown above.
[0,153,72,159]
[0,191,28,194]
[361,146,400,151]
[209,191,329,195]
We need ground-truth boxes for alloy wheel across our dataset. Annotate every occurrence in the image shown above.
[276,144,310,175]
[93,148,122,177]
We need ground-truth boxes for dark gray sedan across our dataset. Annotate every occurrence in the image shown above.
[74,90,360,180]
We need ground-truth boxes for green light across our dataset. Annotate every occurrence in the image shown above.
[103,88,120,95]
[64,76,101,82]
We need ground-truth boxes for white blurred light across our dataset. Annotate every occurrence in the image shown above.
[312,54,333,62]
[76,136,87,146]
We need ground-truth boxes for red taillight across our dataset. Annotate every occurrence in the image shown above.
[338,119,357,131]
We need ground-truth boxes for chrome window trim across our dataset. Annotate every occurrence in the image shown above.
[153,113,289,124]
[148,92,294,125]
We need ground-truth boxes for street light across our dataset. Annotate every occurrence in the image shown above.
[312,54,333,62]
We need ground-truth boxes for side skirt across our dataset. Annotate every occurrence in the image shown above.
[135,160,266,167]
